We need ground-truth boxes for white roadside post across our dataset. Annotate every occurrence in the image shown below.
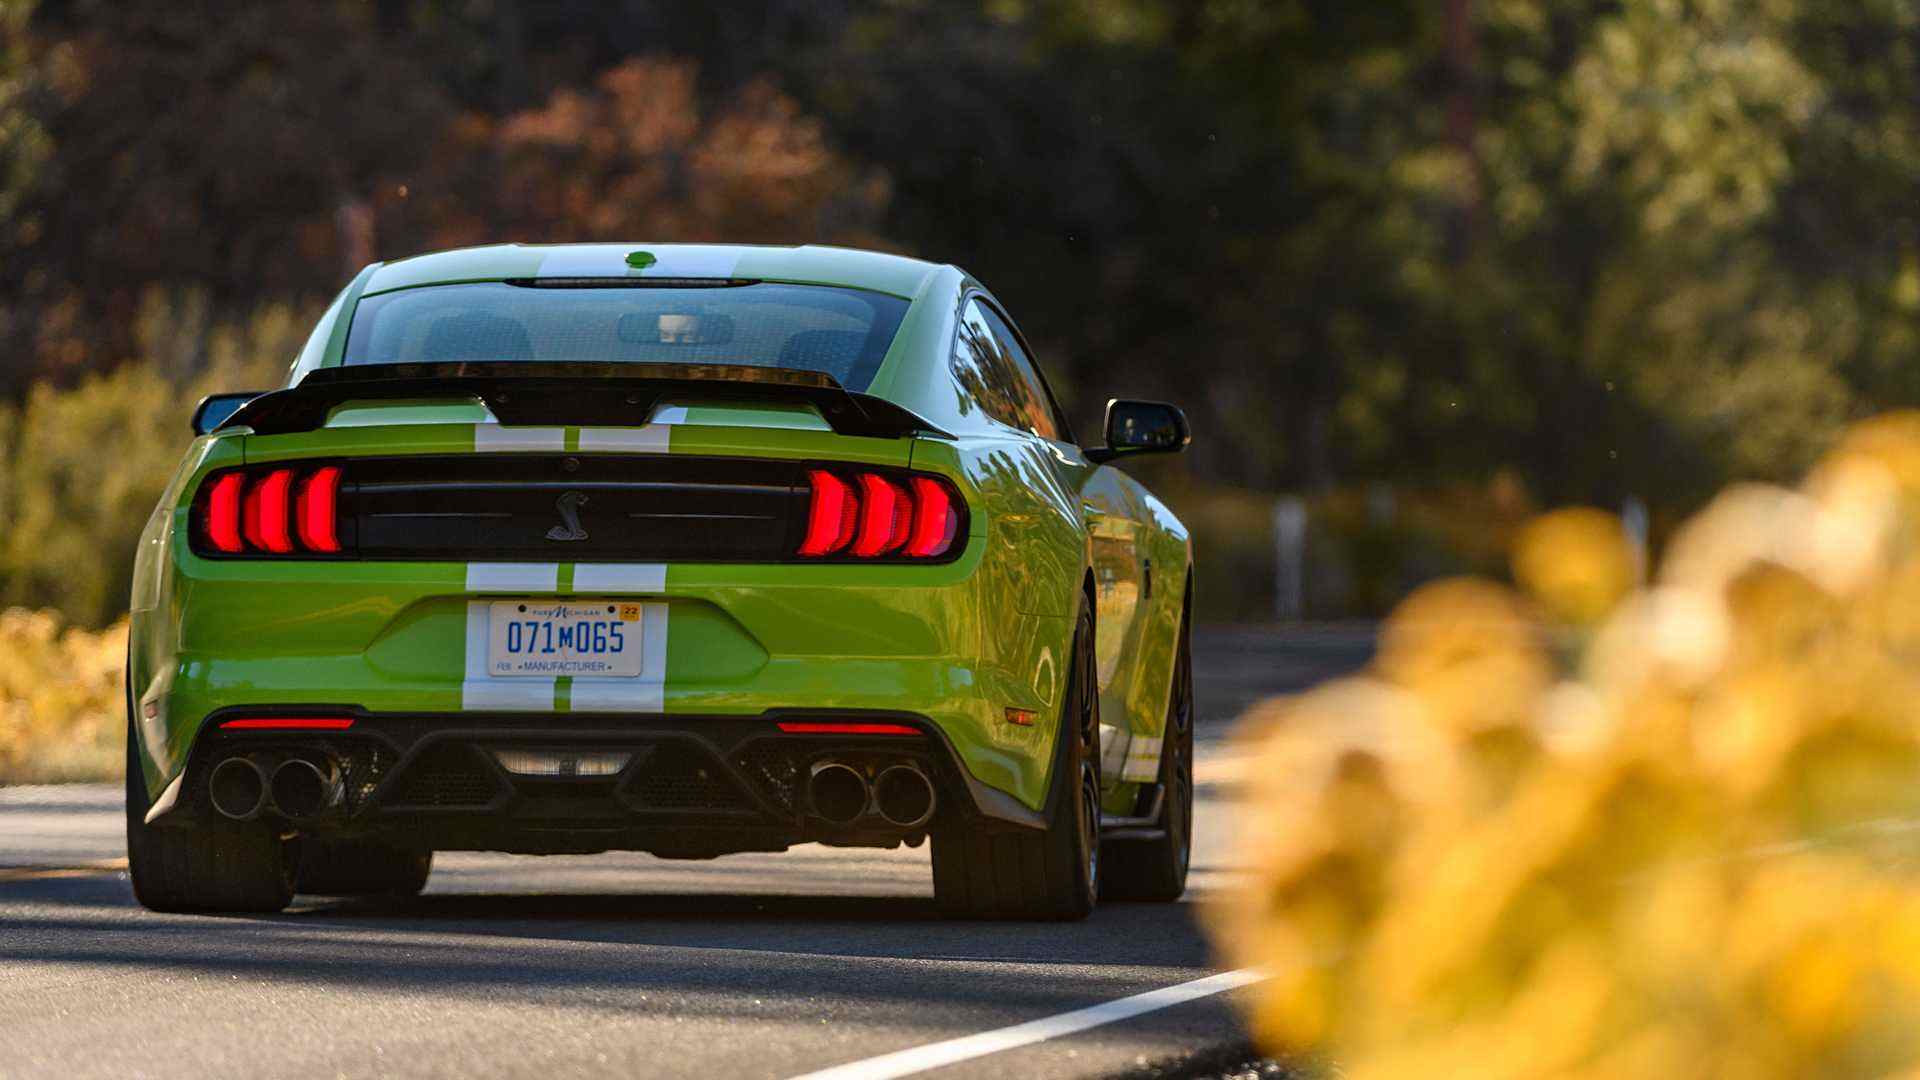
[1622,495,1649,584]
[1274,496,1307,622]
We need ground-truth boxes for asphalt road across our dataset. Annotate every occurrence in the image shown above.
[0,625,1374,1080]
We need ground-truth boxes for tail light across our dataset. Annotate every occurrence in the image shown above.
[799,469,964,561]
[296,467,342,552]
[194,465,347,557]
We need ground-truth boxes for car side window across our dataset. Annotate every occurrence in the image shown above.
[975,302,1069,443]
[950,298,1061,440]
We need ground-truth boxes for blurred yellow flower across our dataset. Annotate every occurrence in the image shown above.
[1210,412,1920,1078]
[0,609,125,783]
[1512,507,1638,625]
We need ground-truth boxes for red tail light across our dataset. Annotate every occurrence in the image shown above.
[852,474,911,557]
[906,477,958,558]
[197,465,346,557]
[206,473,245,553]
[799,469,964,560]
[799,470,858,556]
[296,466,342,553]
[254,469,295,553]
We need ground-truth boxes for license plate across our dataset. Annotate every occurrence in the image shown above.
[487,601,643,677]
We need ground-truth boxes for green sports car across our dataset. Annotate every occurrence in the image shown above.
[125,243,1193,919]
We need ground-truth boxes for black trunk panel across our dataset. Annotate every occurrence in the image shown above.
[347,454,806,561]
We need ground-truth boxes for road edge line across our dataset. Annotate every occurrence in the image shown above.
[785,967,1269,1080]
[0,858,128,883]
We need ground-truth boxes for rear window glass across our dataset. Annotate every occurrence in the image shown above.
[341,281,910,392]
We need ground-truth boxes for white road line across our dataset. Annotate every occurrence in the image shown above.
[786,967,1269,1080]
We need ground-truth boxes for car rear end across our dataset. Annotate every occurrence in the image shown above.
[127,259,1069,892]
[133,402,1065,857]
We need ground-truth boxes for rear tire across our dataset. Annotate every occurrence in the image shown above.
[933,601,1101,920]
[1103,599,1194,902]
[125,714,295,914]
[296,840,432,897]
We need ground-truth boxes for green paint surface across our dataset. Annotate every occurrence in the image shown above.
[129,248,1192,825]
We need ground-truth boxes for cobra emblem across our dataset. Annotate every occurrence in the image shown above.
[545,491,589,542]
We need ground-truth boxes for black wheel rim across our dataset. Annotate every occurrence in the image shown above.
[1169,621,1193,877]
[1078,617,1101,900]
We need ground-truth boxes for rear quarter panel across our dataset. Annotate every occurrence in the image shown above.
[1117,479,1192,755]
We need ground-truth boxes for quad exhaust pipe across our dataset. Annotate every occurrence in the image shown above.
[808,762,869,825]
[872,764,936,829]
[270,757,344,820]
[805,760,937,829]
[208,754,343,821]
[208,756,270,821]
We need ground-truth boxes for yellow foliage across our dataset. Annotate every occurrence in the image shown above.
[0,609,125,783]
[1210,409,1920,1077]
[1512,507,1637,625]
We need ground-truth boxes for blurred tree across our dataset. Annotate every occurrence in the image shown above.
[6,0,1920,623]
[398,56,888,251]
[0,300,303,625]
[0,0,452,386]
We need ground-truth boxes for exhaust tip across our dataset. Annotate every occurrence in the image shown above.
[808,762,869,825]
[873,764,936,829]
[270,758,341,820]
[208,757,268,821]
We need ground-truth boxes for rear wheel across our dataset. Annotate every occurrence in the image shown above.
[932,602,1100,920]
[125,714,295,914]
[1103,600,1194,901]
[296,840,432,897]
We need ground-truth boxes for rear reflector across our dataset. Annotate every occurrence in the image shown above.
[219,717,356,731]
[776,721,923,736]
[799,469,962,560]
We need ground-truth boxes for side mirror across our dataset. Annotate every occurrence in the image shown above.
[1085,399,1190,463]
[191,391,267,436]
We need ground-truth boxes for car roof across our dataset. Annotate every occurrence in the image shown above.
[361,243,945,301]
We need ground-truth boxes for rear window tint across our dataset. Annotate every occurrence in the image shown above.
[342,281,910,391]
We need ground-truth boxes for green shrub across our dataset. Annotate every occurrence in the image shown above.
[0,298,306,628]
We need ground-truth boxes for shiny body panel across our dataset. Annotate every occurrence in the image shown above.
[130,243,1190,832]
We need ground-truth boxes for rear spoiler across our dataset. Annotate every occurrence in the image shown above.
[218,362,953,440]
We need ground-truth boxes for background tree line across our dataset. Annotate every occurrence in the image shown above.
[2,0,1916,625]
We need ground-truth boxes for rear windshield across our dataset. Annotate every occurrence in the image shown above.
[341,281,910,392]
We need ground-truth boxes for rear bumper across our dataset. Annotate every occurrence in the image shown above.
[151,707,1045,854]
[131,542,1074,817]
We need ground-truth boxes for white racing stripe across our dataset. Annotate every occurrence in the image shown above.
[568,564,668,712]
[571,563,667,593]
[460,563,670,713]
[569,600,669,713]
[577,425,672,452]
[786,968,1269,1080]
[466,563,559,593]
[461,601,556,710]
[474,424,567,452]
[461,563,561,710]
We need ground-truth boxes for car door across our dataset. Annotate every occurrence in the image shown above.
[967,298,1151,791]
